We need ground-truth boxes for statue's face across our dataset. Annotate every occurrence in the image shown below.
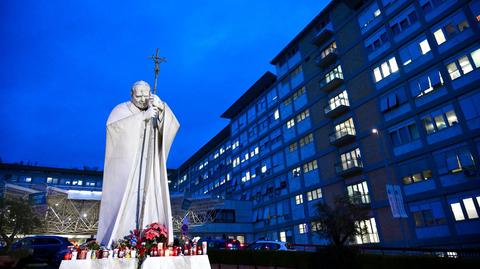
[131,84,150,110]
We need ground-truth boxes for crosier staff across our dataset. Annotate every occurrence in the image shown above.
[136,49,167,230]
[148,48,167,128]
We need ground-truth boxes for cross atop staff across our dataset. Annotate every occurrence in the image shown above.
[148,48,167,95]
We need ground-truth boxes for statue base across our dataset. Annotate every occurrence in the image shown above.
[59,255,211,269]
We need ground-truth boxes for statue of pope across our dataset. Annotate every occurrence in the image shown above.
[97,81,179,247]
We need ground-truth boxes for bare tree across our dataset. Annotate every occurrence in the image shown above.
[314,196,369,247]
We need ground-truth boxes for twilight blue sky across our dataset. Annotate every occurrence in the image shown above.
[0,0,328,169]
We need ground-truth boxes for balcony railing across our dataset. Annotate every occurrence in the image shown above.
[315,48,338,68]
[335,159,363,177]
[349,193,371,205]
[312,24,334,46]
[324,98,350,118]
[319,73,343,93]
[329,126,356,146]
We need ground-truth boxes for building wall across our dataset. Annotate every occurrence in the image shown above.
[174,0,480,248]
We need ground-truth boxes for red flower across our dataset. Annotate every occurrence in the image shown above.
[144,228,160,240]
[149,222,161,230]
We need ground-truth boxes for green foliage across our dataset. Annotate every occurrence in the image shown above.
[0,197,43,251]
[313,196,369,247]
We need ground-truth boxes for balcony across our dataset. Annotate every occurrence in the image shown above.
[329,127,356,146]
[315,48,338,68]
[349,193,371,206]
[324,99,349,118]
[319,76,343,93]
[335,159,363,177]
[312,24,333,46]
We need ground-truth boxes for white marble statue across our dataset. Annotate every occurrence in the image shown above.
[97,81,179,247]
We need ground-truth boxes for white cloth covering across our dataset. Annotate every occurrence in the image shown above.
[96,101,179,246]
[59,256,211,269]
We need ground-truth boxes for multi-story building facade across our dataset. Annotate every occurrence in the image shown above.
[173,0,480,248]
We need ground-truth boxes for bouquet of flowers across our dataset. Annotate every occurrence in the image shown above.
[115,222,168,259]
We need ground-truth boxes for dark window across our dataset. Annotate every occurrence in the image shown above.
[408,12,418,23]
[380,32,388,42]
[391,24,401,34]
[445,23,457,36]
[422,2,432,12]
[265,243,280,250]
[400,19,409,29]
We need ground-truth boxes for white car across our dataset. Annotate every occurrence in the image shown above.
[247,240,294,251]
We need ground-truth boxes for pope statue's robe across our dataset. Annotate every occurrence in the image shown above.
[97,101,179,247]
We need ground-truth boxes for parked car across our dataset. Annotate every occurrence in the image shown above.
[247,240,294,251]
[198,238,243,250]
[12,235,72,265]
[224,239,242,250]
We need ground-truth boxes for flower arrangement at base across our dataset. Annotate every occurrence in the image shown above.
[62,221,207,267]
[114,222,168,260]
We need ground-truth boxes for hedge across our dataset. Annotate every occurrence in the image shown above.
[207,249,480,269]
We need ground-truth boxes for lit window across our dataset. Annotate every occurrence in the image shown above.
[295,194,304,205]
[373,68,382,82]
[274,109,280,120]
[47,177,53,183]
[299,133,314,147]
[389,57,399,73]
[286,118,295,129]
[323,65,343,84]
[355,218,380,244]
[299,223,307,234]
[326,91,349,112]
[261,165,267,173]
[289,143,298,152]
[433,29,446,45]
[373,57,399,82]
[458,56,473,74]
[303,160,318,173]
[419,39,431,54]
[25,177,32,183]
[381,62,391,77]
[279,231,287,242]
[447,62,461,80]
[347,181,370,204]
[450,202,465,221]
[296,109,310,122]
[463,198,479,219]
[340,148,362,170]
[422,107,458,134]
[307,188,322,201]
[471,48,480,68]
[292,87,306,100]
[403,170,432,185]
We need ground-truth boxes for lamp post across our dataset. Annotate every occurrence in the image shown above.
[371,128,409,247]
